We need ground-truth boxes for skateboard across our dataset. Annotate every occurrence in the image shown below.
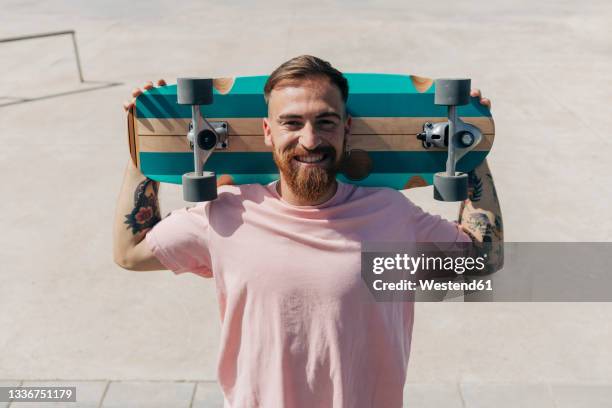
[127,74,494,201]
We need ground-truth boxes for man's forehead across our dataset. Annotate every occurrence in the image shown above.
[272,75,333,91]
[268,77,345,115]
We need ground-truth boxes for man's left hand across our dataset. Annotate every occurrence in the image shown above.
[471,89,491,109]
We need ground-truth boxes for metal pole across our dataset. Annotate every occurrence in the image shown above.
[0,30,75,43]
[0,30,84,82]
[70,32,84,82]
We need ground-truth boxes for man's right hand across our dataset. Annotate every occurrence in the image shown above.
[123,79,167,112]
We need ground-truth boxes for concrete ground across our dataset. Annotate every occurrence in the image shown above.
[3,380,612,408]
[0,0,611,406]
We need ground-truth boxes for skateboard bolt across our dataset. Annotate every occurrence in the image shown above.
[460,132,474,146]
[197,129,218,150]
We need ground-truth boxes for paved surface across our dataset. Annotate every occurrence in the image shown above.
[1,0,611,405]
[2,380,612,407]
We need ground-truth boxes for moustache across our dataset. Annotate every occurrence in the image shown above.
[279,144,337,160]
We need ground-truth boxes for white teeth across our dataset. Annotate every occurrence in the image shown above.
[295,154,324,163]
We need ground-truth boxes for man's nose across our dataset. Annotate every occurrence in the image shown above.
[298,122,321,150]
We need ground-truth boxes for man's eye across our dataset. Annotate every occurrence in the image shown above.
[283,121,301,127]
[318,120,337,129]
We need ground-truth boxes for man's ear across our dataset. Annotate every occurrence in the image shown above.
[344,114,352,150]
[263,117,273,147]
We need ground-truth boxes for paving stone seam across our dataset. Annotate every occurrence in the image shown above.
[456,381,467,408]
[6,380,23,408]
[96,380,110,408]
[547,383,560,408]
[188,382,198,408]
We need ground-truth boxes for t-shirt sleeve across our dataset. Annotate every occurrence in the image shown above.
[144,202,213,278]
[409,201,472,244]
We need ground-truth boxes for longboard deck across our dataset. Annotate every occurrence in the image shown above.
[128,74,494,190]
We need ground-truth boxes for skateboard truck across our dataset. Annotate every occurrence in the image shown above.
[417,78,482,202]
[416,119,481,150]
[187,121,229,150]
[177,78,221,202]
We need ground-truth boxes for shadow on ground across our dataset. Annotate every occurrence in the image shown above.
[0,80,122,107]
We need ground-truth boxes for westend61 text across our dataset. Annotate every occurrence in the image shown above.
[373,279,493,292]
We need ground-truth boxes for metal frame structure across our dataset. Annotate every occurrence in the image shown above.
[0,30,84,82]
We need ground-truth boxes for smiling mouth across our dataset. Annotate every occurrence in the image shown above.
[293,153,328,164]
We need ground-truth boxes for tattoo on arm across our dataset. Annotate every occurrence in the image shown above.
[124,178,161,235]
[467,172,483,202]
[459,160,504,274]
[465,212,491,238]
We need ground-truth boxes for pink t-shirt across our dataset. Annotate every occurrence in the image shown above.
[145,181,470,408]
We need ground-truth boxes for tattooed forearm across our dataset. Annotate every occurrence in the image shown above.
[124,178,161,235]
[467,171,483,202]
[464,212,491,238]
[459,160,504,274]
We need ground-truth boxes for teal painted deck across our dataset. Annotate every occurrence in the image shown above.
[135,74,492,119]
[139,151,488,188]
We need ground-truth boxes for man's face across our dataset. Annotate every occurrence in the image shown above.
[263,77,351,202]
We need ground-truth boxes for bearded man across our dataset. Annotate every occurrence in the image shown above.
[113,55,502,407]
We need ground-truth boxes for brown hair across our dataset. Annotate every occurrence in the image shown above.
[263,55,349,104]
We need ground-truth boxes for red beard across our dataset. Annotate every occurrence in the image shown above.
[273,142,344,203]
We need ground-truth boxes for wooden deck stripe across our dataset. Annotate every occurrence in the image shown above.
[138,133,494,153]
[136,116,495,136]
[127,107,137,166]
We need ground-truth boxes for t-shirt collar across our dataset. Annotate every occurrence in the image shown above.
[266,180,349,209]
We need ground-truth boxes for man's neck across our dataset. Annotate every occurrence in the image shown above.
[276,178,338,206]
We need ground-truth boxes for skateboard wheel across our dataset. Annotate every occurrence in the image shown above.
[182,171,217,202]
[434,79,471,106]
[433,172,468,202]
[177,78,213,105]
